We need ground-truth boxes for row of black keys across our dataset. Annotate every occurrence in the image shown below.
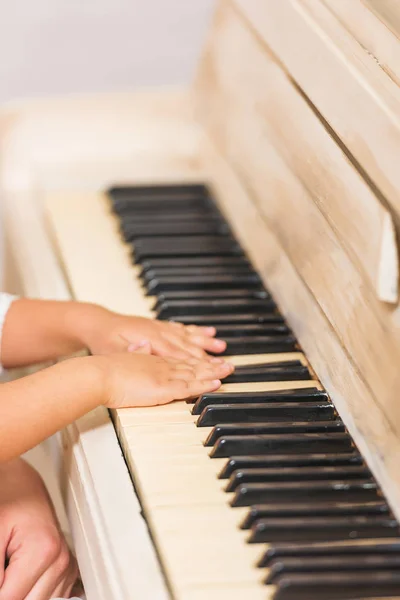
[109,186,297,356]
[108,186,400,599]
[192,384,400,599]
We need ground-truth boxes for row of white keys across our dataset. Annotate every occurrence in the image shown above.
[114,353,321,600]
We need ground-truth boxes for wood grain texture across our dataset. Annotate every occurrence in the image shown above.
[196,1,400,436]
[196,133,400,519]
[323,0,400,87]
[232,0,400,223]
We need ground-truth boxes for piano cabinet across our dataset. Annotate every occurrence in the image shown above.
[2,1,400,598]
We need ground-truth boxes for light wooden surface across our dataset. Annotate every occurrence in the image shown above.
[195,0,400,519]
[364,0,400,40]
[197,0,400,425]
[323,0,400,87]
[232,0,400,221]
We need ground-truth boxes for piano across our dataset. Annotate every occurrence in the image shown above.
[2,1,400,599]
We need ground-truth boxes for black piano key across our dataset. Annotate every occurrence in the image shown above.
[214,324,291,337]
[204,420,345,447]
[241,500,389,529]
[121,220,230,241]
[210,432,354,458]
[226,465,370,492]
[143,265,257,282]
[192,388,328,412]
[170,312,283,326]
[157,298,275,319]
[230,479,378,507]
[140,256,252,273]
[223,361,310,383]
[154,290,270,305]
[110,191,212,213]
[146,274,262,294]
[109,182,209,201]
[258,539,400,568]
[118,206,217,221]
[120,210,221,222]
[250,515,399,544]
[133,236,242,262]
[272,570,400,600]
[196,401,335,427]
[218,335,297,355]
[266,553,400,584]
[219,452,364,479]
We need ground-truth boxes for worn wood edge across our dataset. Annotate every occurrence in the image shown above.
[322,0,400,87]
[231,0,400,220]
[195,2,400,433]
[197,136,400,520]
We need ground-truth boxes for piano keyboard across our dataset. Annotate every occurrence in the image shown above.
[106,183,400,600]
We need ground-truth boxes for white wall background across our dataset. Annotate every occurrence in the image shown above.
[0,0,215,103]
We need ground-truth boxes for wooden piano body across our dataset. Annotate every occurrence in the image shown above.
[2,0,400,598]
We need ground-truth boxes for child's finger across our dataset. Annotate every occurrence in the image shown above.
[187,334,227,354]
[0,529,6,588]
[170,368,196,381]
[186,378,222,397]
[193,361,234,380]
[161,335,204,360]
[168,377,221,400]
[0,547,48,600]
[186,325,217,337]
[155,338,193,360]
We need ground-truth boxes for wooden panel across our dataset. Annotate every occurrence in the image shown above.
[195,2,400,516]
[196,0,400,427]
[204,2,387,292]
[364,0,400,39]
[199,137,400,520]
[231,0,400,223]
[322,0,400,87]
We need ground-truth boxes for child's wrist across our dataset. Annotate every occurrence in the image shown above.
[59,354,109,410]
[79,354,110,407]
[65,302,111,351]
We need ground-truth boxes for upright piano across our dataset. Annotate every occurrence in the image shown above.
[2,1,400,598]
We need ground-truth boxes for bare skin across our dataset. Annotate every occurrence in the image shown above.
[0,297,234,599]
[0,297,234,460]
[1,299,227,367]
[0,458,79,600]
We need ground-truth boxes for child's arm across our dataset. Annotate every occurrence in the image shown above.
[1,298,226,368]
[0,457,78,599]
[0,351,232,462]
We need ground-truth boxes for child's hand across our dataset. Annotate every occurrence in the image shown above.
[95,351,234,409]
[82,307,227,360]
[0,459,78,600]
